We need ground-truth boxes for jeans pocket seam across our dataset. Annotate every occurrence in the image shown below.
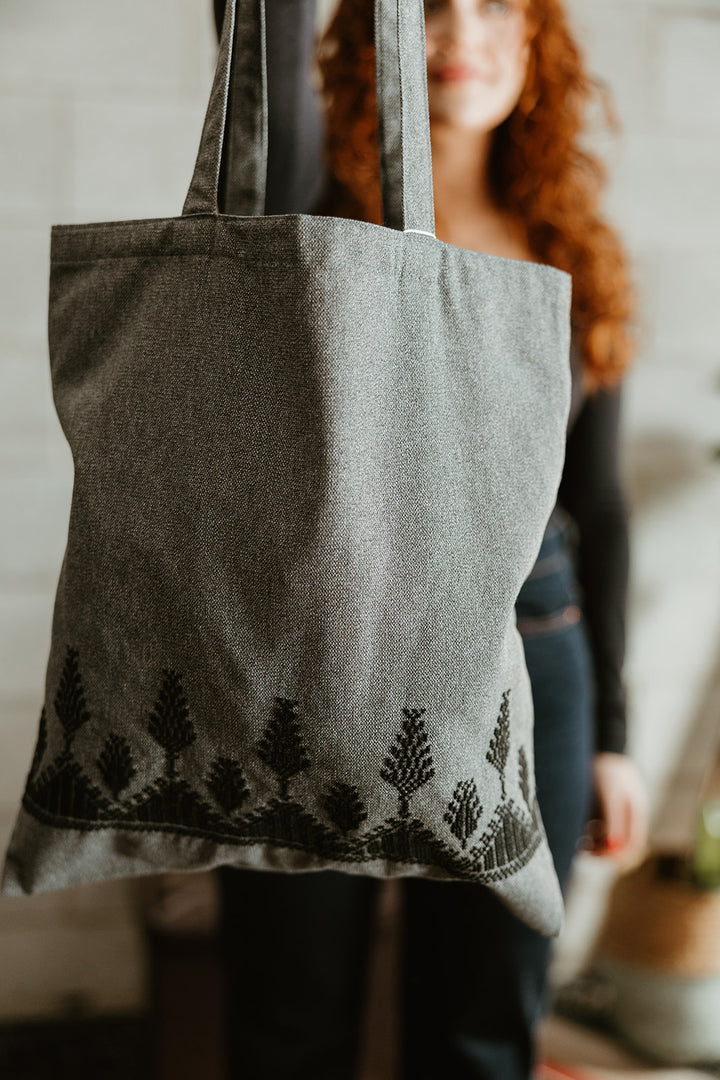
[516,604,582,637]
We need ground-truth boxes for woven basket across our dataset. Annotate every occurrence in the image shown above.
[591,851,720,1064]
[597,851,720,977]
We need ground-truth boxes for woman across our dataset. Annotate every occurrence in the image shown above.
[213,1,650,1077]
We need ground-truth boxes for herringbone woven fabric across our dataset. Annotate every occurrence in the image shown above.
[1,0,571,937]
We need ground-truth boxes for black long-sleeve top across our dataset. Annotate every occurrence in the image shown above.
[212,0,630,755]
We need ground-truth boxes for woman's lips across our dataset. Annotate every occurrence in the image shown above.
[430,65,484,82]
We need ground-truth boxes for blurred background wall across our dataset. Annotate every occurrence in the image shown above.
[0,0,718,1022]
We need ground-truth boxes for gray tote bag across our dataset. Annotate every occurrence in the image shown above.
[1,0,572,937]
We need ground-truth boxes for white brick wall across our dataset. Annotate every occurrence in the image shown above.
[659,13,720,131]
[0,0,218,1022]
[1,0,719,1016]
[555,0,720,980]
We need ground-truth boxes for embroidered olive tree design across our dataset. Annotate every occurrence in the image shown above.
[205,757,250,816]
[444,778,482,850]
[24,645,111,821]
[518,746,531,809]
[147,668,196,779]
[97,733,136,800]
[257,697,310,799]
[20,646,545,886]
[122,670,225,829]
[380,707,435,818]
[55,644,91,750]
[321,781,368,834]
[486,689,511,799]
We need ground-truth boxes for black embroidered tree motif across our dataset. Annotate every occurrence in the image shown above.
[486,689,511,799]
[321,781,368,834]
[256,697,310,799]
[244,696,341,858]
[468,795,542,881]
[21,649,546,888]
[364,706,462,875]
[206,756,250,816]
[55,644,91,752]
[464,692,543,879]
[22,646,110,822]
[147,668,196,779]
[97,733,137,800]
[380,707,435,819]
[444,778,482,850]
[518,746,531,809]
[122,669,227,832]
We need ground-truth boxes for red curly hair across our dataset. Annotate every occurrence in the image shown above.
[314,0,636,390]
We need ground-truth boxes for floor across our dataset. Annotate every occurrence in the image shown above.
[1,888,718,1080]
[538,1015,720,1080]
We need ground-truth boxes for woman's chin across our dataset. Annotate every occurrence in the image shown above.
[428,101,516,133]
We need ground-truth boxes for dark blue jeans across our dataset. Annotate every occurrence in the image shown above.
[218,518,596,1080]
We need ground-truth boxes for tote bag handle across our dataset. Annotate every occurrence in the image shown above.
[182,0,436,236]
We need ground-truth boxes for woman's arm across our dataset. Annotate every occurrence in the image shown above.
[558,383,630,756]
[213,0,328,214]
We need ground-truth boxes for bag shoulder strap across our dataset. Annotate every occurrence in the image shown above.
[182,0,435,236]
